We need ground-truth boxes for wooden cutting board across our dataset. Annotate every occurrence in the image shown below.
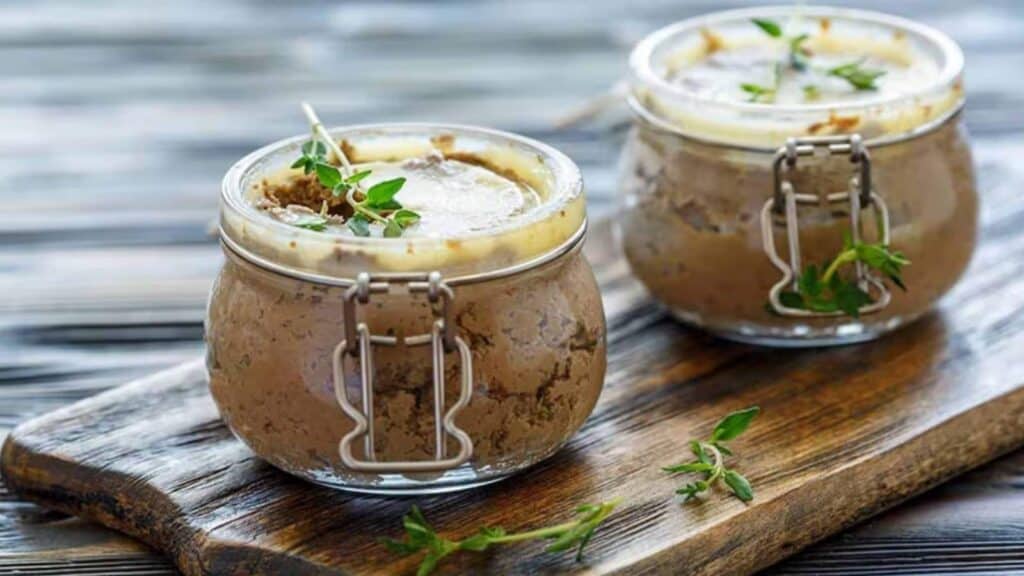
[4,222,1024,576]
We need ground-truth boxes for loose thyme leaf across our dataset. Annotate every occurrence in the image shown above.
[789,33,811,70]
[740,83,775,103]
[752,18,783,37]
[296,220,327,232]
[828,60,886,90]
[711,406,761,442]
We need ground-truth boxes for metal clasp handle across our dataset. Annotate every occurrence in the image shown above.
[762,134,893,317]
[331,272,474,473]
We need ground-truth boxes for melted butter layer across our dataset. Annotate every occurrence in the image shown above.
[257,154,542,239]
[359,155,541,238]
[669,34,939,106]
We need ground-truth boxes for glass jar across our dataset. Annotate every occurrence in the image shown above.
[619,6,977,346]
[207,124,606,494]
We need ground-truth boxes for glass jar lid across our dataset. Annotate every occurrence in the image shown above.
[220,124,586,282]
[629,5,965,149]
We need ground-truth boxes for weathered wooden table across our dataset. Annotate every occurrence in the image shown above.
[2,1,1023,574]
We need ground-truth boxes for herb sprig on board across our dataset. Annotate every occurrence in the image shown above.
[748,18,887,99]
[778,237,910,317]
[664,407,759,503]
[292,102,420,237]
[383,500,620,576]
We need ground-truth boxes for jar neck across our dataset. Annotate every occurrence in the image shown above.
[219,218,588,289]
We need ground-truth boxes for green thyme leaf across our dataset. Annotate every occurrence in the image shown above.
[828,60,886,90]
[302,140,326,157]
[292,140,328,174]
[803,84,821,101]
[711,406,761,442]
[393,209,421,228]
[347,214,370,237]
[383,218,403,238]
[789,33,810,70]
[691,440,711,465]
[740,83,775,103]
[798,264,823,299]
[676,480,709,501]
[315,162,343,190]
[296,220,327,232]
[854,243,910,290]
[752,18,783,38]
[834,282,872,318]
[458,530,498,552]
[347,169,372,184]
[366,177,407,209]
[723,470,754,502]
[778,290,805,310]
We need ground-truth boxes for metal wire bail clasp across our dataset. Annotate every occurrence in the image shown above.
[761,134,893,317]
[331,271,473,473]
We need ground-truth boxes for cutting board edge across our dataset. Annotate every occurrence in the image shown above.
[5,359,1024,576]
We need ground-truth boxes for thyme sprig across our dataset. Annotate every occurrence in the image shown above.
[293,102,420,237]
[778,236,910,317]
[664,407,759,503]
[383,500,620,576]
[749,18,887,98]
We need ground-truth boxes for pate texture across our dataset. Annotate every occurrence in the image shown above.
[619,114,976,339]
[207,245,606,487]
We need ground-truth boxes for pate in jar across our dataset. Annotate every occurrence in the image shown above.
[619,6,976,346]
[207,119,606,494]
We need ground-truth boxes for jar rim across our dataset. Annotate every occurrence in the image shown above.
[629,5,965,146]
[220,122,586,279]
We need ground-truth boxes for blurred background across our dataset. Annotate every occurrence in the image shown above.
[2,0,1024,574]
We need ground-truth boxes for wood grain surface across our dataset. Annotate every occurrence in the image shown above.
[4,219,1024,575]
[3,0,1024,574]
